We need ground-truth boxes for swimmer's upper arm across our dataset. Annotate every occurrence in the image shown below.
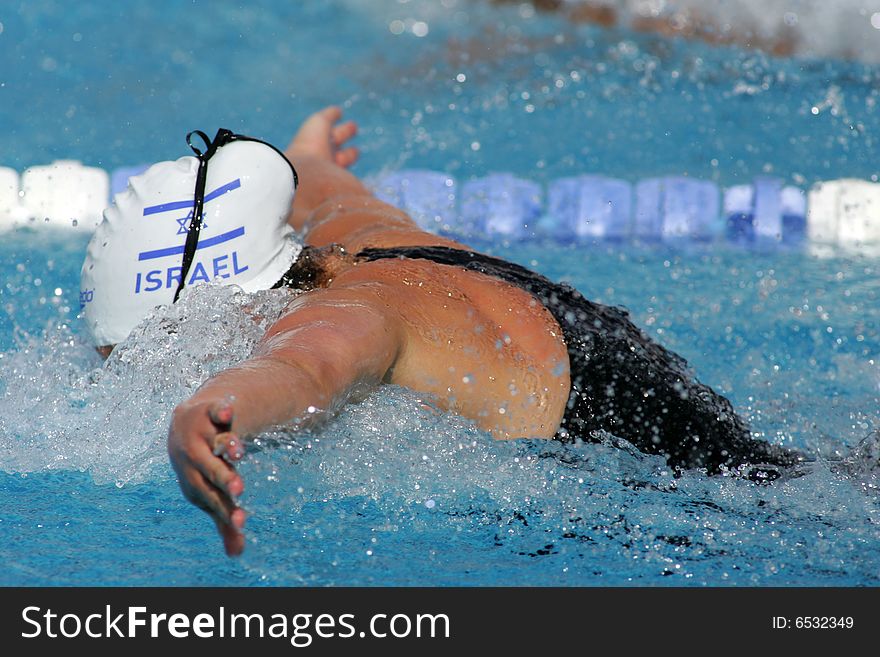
[253,284,403,404]
[182,284,404,438]
[302,195,467,251]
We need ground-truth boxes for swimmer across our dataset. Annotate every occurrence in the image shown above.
[81,106,804,555]
[488,0,799,57]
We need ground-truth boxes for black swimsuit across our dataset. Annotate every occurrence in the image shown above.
[357,245,802,475]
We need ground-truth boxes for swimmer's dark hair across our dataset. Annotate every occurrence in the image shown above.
[272,244,344,291]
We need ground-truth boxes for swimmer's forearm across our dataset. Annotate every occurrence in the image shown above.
[183,356,343,438]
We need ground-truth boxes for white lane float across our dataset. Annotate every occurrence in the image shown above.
[808,178,880,247]
[17,161,109,231]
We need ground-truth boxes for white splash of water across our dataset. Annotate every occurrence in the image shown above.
[0,284,293,486]
[240,385,679,525]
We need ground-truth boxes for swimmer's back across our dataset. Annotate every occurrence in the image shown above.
[317,252,572,440]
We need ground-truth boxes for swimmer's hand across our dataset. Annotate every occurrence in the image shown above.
[168,401,247,556]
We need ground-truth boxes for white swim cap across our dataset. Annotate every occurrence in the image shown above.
[80,130,300,346]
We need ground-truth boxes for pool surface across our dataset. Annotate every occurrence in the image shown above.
[1,0,879,586]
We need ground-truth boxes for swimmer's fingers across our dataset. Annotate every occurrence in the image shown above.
[183,470,238,526]
[208,404,247,460]
[168,401,247,555]
[331,117,358,168]
[334,146,360,168]
[331,120,357,147]
[212,431,246,462]
[193,437,245,500]
[208,402,235,432]
[213,514,246,557]
[168,406,239,492]
[322,105,343,123]
[183,469,246,556]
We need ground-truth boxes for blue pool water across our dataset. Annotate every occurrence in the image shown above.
[2,0,879,586]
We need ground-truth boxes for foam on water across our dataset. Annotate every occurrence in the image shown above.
[0,284,292,485]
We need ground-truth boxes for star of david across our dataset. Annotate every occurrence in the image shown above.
[176,210,207,235]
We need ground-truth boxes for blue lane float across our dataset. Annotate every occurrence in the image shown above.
[460,173,543,239]
[780,186,808,245]
[724,178,807,246]
[635,177,721,242]
[0,161,878,250]
[371,169,458,236]
[547,176,631,242]
[374,171,815,247]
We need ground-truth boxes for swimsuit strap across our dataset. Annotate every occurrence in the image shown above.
[357,245,572,301]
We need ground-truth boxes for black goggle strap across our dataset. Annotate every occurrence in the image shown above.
[172,128,298,303]
[174,129,223,302]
